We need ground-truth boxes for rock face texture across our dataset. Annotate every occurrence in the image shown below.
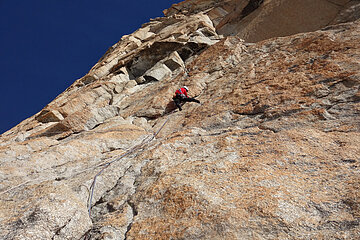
[165,0,360,42]
[1,0,360,239]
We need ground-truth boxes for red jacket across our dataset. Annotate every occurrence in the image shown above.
[174,88,188,98]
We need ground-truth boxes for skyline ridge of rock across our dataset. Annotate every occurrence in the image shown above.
[1,0,360,239]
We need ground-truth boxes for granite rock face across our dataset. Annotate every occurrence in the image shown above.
[1,0,360,239]
[165,0,360,42]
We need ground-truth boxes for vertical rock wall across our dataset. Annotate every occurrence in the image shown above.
[0,0,359,239]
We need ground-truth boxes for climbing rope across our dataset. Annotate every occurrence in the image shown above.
[87,117,170,217]
[0,117,170,213]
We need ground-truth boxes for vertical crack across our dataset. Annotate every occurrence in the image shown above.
[122,161,148,240]
[124,200,138,240]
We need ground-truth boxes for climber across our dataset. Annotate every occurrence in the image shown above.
[173,86,200,111]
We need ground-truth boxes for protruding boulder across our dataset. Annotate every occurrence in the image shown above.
[110,74,129,84]
[133,26,156,41]
[114,84,125,94]
[128,36,142,47]
[143,63,172,82]
[135,76,146,84]
[35,109,64,123]
[163,51,185,71]
[85,106,120,130]
[125,80,137,89]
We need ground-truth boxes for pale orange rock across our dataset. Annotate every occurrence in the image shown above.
[0,1,359,239]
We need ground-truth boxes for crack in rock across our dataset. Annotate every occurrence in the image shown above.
[124,200,138,240]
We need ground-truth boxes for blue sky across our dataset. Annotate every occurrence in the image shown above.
[0,0,181,134]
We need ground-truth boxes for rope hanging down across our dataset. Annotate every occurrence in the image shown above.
[87,117,170,217]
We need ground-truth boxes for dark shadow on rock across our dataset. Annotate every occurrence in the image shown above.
[164,100,185,115]
[241,0,264,18]
[164,101,177,115]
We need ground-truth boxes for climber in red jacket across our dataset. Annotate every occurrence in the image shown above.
[173,86,200,111]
